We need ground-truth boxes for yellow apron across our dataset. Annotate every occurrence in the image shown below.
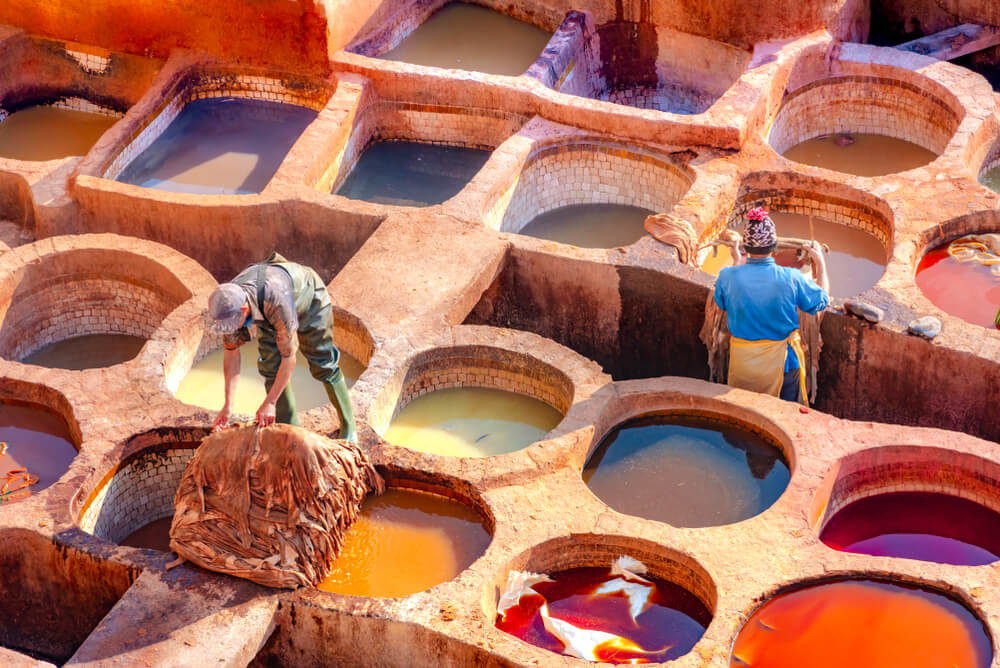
[728,330,808,405]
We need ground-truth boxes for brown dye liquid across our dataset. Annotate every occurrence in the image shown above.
[916,245,1000,328]
[318,488,491,597]
[583,414,789,528]
[782,133,937,177]
[120,517,173,552]
[518,204,654,249]
[384,387,563,457]
[730,579,992,668]
[497,566,711,663]
[174,341,365,415]
[21,334,146,370]
[116,97,317,195]
[700,212,886,297]
[981,166,1000,194]
[0,403,76,504]
[336,141,490,207]
[0,106,118,161]
[380,3,552,76]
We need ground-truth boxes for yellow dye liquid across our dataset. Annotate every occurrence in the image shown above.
[174,341,364,415]
[318,488,491,598]
[0,106,118,161]
[383,386,563,457]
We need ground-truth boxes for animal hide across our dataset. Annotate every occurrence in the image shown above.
[169,424,384,588]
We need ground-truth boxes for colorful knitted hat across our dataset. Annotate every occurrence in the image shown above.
[744,206,777,249]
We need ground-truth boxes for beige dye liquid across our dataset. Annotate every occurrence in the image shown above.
[22,334,146,370]
[318,488,491,598]
[384,386,563,457]
[518,204,653,248]
[700,212,886,297]
[174,341,364,415]
[782,133,936,177]
[0,106,118,161]
[380,3,552,76]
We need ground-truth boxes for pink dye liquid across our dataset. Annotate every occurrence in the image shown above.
[916,246,1000,328]
[820,491,1000,566]
[496,566,710,664]
[0,402,76,504]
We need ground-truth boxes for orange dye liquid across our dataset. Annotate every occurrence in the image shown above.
[497,566,710,664]
[730,579,991,668]
[916,245,1000,329]
[318,488,491,598]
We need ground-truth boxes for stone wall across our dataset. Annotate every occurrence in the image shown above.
[489,141,692,233]
[0,237,194,363]
[79,444,195,544]
[0,0,334,73]
[769,75,961,156]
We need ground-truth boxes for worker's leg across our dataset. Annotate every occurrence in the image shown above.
[257,327,300,426]
[298,296,357,442]
[778,368,802,403]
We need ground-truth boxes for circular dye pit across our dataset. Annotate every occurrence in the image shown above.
[496,564,711,664]
[518,204,654,249]
[583,414,790,527]
[0,105,119,161]
[335,141,491,207]
[377,3,552,76]
[174,341,365,414]
[384,387,563,457]
[0,402,76,504]
[21,333,146,370]
[701,212,887,297]
[820,491,1000,566]
[116,97,317,195]
[781,133,936,177]
[916,238,1000,328]
[730,579,992,668]
[318,487,491,597]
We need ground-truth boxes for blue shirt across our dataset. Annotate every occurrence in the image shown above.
[714,257,829,371]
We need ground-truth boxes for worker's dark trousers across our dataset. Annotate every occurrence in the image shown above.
[779,369,802,404]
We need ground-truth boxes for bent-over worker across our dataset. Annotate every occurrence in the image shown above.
[207,252,357,441]
[714,207,830,404]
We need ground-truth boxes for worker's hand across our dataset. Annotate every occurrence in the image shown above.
[212,407,231,432]
[256,399,276,427]
[804,240,825,260]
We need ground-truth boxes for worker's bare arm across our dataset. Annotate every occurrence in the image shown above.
[806,242,830,294]
[213,347,242,431]
[257,353,295,426]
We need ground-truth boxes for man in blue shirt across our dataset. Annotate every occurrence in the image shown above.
[714,207,830,404]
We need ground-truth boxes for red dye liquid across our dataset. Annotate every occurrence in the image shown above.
[730,579,992,668]
[820,491,1000,566]
[496,567,710,664]
[0,403,76,504]
[915,246,1000,328]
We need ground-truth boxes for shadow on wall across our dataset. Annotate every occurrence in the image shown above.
[465,248,1000,444]
[0,527,134,663]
